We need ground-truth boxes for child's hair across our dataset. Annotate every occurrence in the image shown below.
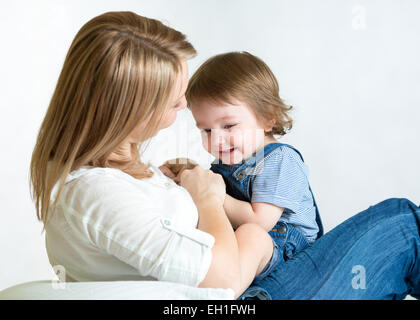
[186,51,293,136]
[30,11,196,227]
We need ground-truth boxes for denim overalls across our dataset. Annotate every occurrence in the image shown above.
[210,143,324,289]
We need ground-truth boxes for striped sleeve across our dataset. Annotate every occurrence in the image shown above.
[250,146,310,214]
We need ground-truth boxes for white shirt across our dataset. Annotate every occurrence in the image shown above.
[45,164,214,287]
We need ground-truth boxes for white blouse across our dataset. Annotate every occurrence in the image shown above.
[45,164,214,287]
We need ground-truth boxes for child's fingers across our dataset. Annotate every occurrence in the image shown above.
[159,165,176,179]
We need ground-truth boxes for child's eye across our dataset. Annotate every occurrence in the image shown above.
[224,124,236,129]
[202,129,211,134]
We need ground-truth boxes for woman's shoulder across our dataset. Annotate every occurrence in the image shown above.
[64,166,137,191]
[67,165,133,183]
[49,165,170,225]
[52,165,159,205]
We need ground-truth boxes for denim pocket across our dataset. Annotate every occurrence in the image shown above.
[269,222,309,261]
[238,285,271,300]
[283,225,309,260]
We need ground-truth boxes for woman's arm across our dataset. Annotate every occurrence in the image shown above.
[195,196,241,294]
[178,167,240,293]
[179,167,273,298]
[196,196,274,298]
[224,194,284,231]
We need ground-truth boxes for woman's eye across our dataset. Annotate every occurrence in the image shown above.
[224,124,236,129]
[202,129,211,133]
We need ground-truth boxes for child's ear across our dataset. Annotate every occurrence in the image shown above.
[264,118,276,132]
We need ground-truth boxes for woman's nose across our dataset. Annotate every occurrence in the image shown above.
[176,97,187,111]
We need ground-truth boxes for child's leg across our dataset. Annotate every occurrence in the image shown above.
[234,223,275,297]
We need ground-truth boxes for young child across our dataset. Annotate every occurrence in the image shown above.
[160,52,323,292]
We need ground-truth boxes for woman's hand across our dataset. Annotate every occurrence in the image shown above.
[159,158,198,184]
[179,166,226,206]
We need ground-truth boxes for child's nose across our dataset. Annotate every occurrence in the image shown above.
[210,131,230,150]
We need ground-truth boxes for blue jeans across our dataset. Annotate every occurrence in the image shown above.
[252,221,310,284]
[239,198,420,299]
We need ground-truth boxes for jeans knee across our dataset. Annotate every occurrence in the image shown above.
[367,198,420,236]
[374,198,418,215]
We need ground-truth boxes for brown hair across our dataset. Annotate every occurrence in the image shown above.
[186,51,293,136]
[30,11,196,226]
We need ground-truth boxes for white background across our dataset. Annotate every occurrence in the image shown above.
[0,0,419,291]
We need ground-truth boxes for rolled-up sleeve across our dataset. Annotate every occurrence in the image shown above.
[61,174,214,287]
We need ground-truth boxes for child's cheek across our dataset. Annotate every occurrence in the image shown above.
[229,132,241,149]
[242,128,262,155]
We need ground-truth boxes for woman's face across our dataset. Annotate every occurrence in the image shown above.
[157,60,189,130]
[128,60,189,143]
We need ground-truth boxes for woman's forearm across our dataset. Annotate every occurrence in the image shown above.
[196,196,241,294]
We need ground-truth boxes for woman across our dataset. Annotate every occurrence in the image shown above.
[30,11,419,299]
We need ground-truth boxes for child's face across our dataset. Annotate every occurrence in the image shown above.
[191,99,273,165]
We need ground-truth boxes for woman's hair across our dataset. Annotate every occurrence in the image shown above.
[186,51,293,136]
[30,11,196,226]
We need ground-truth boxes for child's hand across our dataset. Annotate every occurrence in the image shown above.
[159,158,198,184]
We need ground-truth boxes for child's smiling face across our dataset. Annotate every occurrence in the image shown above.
[191,98,275,165]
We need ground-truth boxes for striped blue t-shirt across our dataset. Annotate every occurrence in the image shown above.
[250,145,319,243]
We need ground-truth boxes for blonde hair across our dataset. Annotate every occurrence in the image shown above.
[186,51,293,136]
[30,11,196,226]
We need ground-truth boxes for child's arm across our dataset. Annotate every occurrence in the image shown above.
[224,194,284,231]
